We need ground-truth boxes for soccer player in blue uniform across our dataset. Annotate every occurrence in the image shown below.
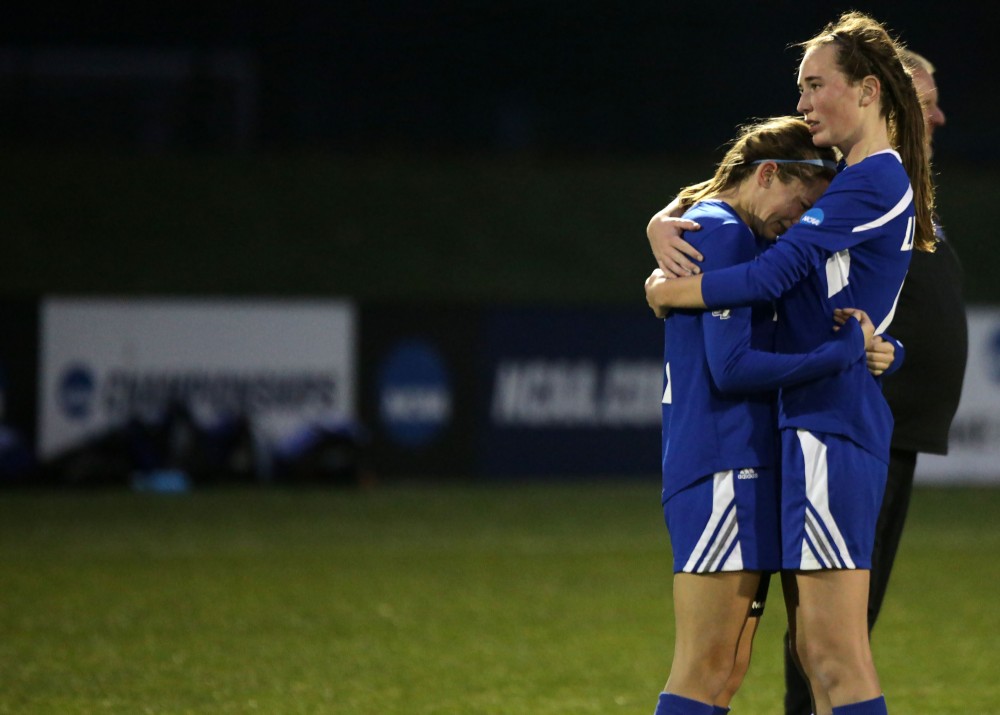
[645,12,934,715]
[652,116,875,715]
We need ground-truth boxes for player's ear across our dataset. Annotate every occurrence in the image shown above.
[756,161,777,189]
[859,75,880,107]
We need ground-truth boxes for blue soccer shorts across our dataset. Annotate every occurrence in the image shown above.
[664,466,780,574]
[781,428,888,571]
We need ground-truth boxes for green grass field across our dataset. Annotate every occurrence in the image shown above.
[1,482,997,714]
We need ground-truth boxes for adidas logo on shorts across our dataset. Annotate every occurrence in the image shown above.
[737,468,758,480]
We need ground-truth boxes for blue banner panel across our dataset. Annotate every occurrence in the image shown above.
[479,306,663,477]
[360,304,480,478]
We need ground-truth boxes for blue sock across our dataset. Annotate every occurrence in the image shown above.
[832,695,888,714]
[712,707,731,714]
[653,692,716,715]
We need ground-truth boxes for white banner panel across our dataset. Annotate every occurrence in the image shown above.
[916,306,1000,484]
[39,298,355,459]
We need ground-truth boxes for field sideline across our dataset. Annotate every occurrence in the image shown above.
[1,482,997,714]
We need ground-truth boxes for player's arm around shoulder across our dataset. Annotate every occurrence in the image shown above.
[647,198,704,276]
[645,219,754,318]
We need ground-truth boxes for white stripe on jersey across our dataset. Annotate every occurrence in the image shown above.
[851,185,913,233]
[662,363,672,404]
[825,248,851,297]
[875,274,906,335]
[682,470,743,573]
[796,430,856,570]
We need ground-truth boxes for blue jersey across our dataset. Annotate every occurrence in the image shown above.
[701,151,914,463]
[662,200,864,503]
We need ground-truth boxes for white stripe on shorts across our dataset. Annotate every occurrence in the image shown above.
[796,430,856,570]
[683,470,744,573]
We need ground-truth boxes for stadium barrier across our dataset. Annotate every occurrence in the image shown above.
[1,298,998,485]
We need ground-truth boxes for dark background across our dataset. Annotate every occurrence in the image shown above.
[2,1,997,303]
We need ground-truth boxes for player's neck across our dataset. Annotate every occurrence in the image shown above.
[841,120,892,166]
[711,188,753,230]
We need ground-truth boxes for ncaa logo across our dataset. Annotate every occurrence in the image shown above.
[59,363,96,420]
[377,340,452,448]
[800,208,824,226]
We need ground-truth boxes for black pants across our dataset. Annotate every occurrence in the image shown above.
[783,448,918,714]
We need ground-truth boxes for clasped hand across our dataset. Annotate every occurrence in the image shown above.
[645,269,672,319]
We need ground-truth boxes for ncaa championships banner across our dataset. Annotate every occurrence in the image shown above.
[916,306,1000,485]
[479,306,664,477]
[39,298,355,459]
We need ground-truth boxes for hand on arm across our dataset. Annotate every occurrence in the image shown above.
[832,308,876,351]
[645,269,707,318]
[865,336,894,376]
[647,199,703,276]
[866,334,904,377]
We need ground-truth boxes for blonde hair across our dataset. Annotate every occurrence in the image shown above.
[799,12,936,252]
[676,116,837,211]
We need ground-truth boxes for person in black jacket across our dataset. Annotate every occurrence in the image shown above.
[781,48,969,715]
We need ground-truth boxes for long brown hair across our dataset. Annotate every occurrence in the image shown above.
[799,12,936,252]
[676,116,837,212]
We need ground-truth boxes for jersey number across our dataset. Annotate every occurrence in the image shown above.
[901,216,915,251]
